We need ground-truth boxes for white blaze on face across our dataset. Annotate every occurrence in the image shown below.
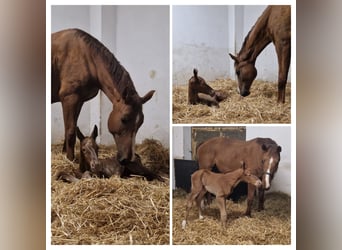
[265,157,273,189]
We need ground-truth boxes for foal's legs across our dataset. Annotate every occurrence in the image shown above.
[61,94,83,161]
[182,188,201,229]
[216,196,227,228]
[195,188,208,219]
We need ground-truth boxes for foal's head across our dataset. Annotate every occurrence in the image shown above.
[239,161,262,188]
[189,68,215,96]
[76,125,99,173]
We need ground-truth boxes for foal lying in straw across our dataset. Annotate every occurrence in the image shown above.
[188,68,227,107]
[57,125,163,182]
[182,162,262,229]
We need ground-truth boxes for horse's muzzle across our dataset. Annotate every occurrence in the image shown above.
[240,90,250,97]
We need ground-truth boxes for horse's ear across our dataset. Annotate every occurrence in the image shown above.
[91,125,98,140]
[229,53,239,62]
[193,68,198,78]
[277,146,282,153]
[141,90,155,104]
[76,127,85,141]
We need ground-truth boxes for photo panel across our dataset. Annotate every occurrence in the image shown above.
[172,5,291,124]
[172,125,291,245]
[49,5,170,245]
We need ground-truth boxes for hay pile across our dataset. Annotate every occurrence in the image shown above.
[51,139,169,245]
[173,79,291,124]
[173,189,291,245]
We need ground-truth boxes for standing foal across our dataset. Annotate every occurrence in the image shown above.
[182,162,262,229]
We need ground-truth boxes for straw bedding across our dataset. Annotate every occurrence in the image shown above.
[173,79,291,124]
[172,189,291,245]
[51,139,169,245]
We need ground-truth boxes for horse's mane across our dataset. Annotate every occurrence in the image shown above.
[239,6,271,55]
[74,29,137,98]
[255,137,277,146]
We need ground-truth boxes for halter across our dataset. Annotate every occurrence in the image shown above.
[263,170,273,178]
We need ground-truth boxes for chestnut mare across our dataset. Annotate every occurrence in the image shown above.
[182,162,262,229]
[229,5,291,103]
[57,125,163,182]
[52,29,155,162]
[196,137,281,216]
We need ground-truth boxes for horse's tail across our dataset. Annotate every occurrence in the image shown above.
[195,141,205,161]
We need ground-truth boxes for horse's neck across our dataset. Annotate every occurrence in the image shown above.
[98,64,137,104]
[224,170,243,186]
[239,8,272,63]
[99,78,122,103]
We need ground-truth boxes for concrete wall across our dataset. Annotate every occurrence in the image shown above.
[51,5,169,146]
[173,5,291,85]
[173,6,230,84]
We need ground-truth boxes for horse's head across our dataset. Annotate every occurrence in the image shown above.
[260,143,282,190]
[76,125,99,172]
[108,89,155,164]
[229,51,257,97]
[239,161,262,188]
[189,68,215,96]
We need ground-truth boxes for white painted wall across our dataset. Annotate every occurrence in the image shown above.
[51,5,169,146]
[173,5,291,85]
[173,5,230,85]
[172,126,291,195]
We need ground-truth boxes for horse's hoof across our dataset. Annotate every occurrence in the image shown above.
[181,220,187,229]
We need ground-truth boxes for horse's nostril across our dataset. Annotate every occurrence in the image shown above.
[241,90,250,97]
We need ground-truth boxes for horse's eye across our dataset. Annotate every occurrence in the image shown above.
[236,70,240,76]
[121,116,129,124]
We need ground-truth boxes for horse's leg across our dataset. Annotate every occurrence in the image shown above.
[257,187,265,211]
[182,189,200,229]
[196,158,215,207]
[195,188,208,219]
[61,95,83,161]
[216,196,227,229]
[245,183,256,217]
[275,39,291,103]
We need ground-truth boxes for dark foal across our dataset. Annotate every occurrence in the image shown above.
[188,68,227,107]
[57,125,163,182]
